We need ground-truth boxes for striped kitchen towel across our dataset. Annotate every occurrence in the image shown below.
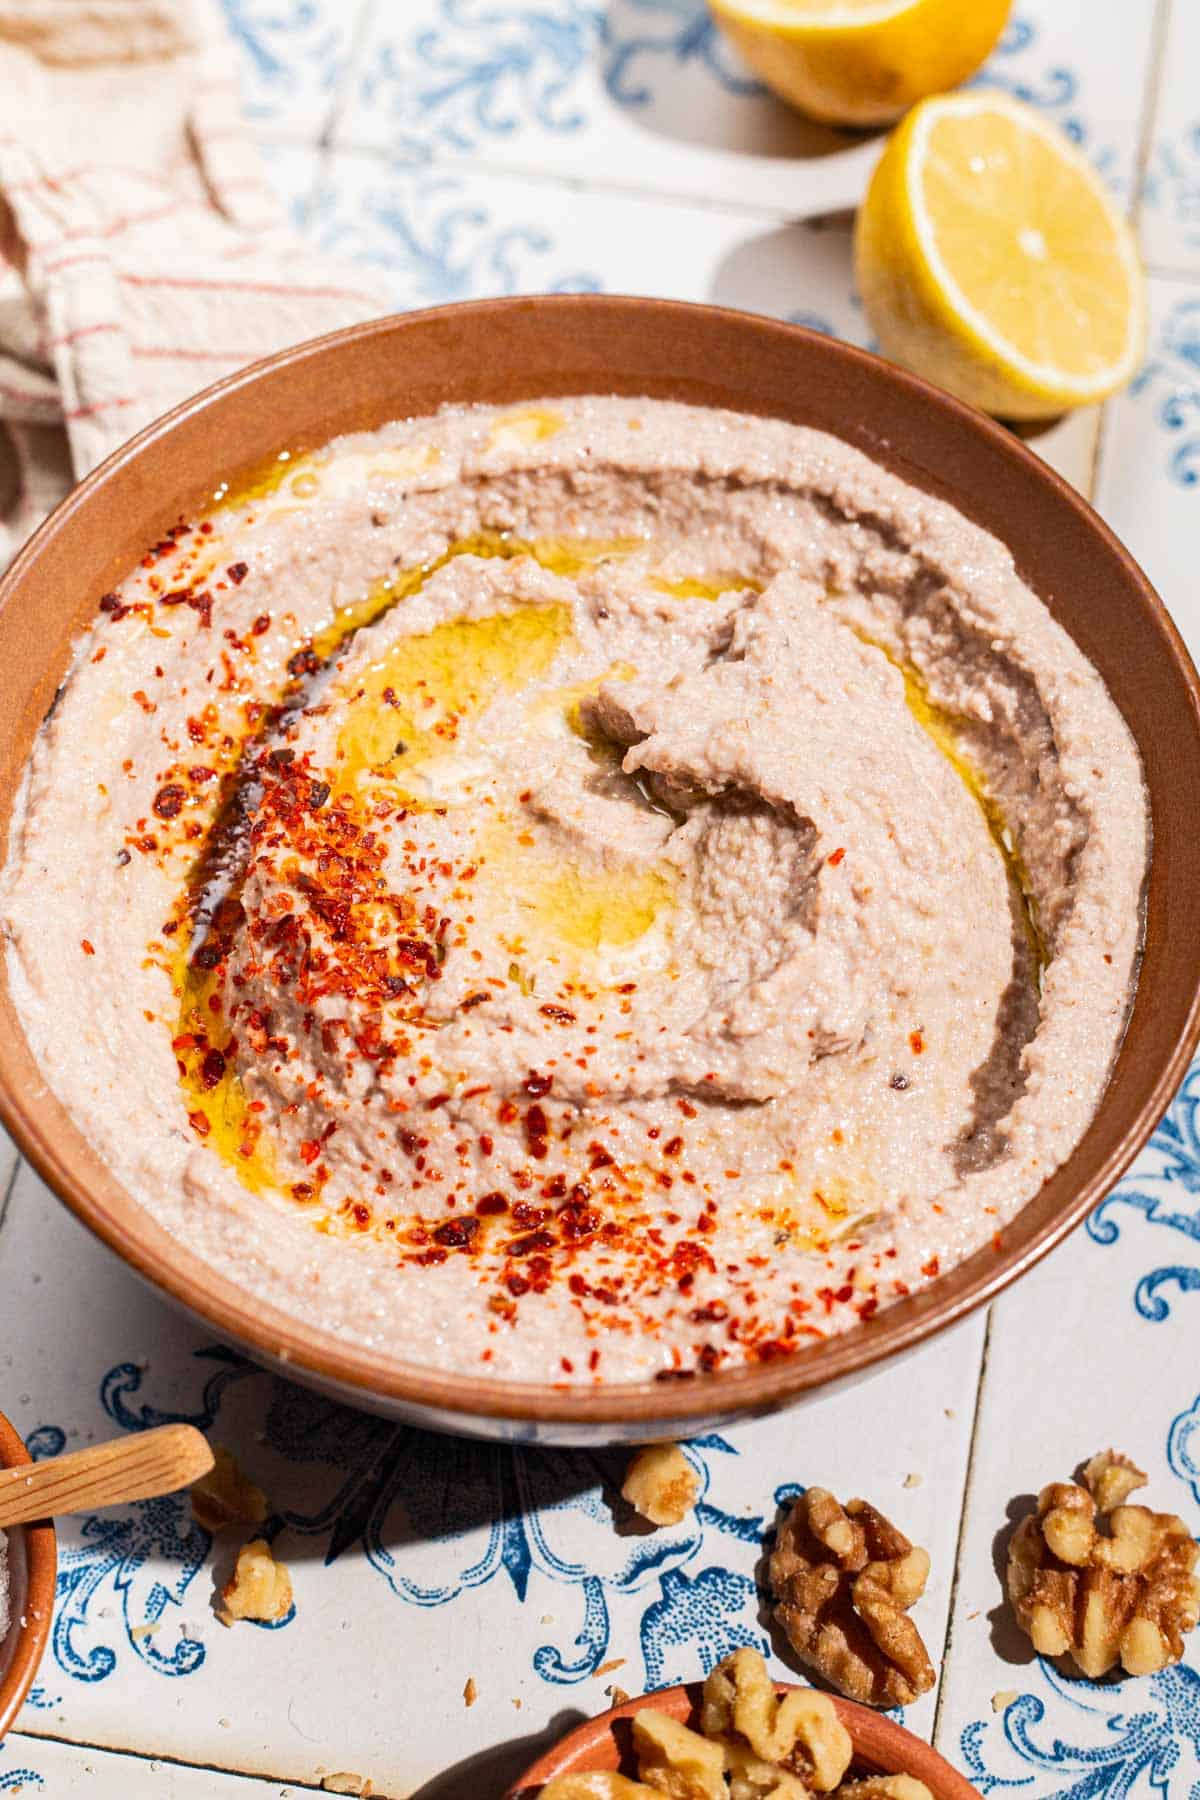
[0,0,388,566]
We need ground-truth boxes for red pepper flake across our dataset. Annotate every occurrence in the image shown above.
[199,1047,226,1090]
[80,938,96,956]
[921,1256,940,1278]
[153,783,186,820]
[187,1110,211,1137]
[663,1135,684,1157]
[524,1104,550,1159]
[909,1030,925,1055]
[299,1140,321,1165]
[434,1216,479,1249]
[476,1192,508,1216]
[827,847,846,867]
[132,690,156,714]
[226,561,249,585]
[539,1003,576,1024]
[523,1070,552,1098]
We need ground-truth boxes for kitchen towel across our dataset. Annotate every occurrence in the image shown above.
[0,0,388,566]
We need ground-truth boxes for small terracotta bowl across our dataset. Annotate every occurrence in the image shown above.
[0,1407,56,1741]
[507,1682,980,1798]
[1,296,1199,1442]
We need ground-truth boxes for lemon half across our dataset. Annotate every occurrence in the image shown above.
[708,0,1011,128]
[855,91,1146,417]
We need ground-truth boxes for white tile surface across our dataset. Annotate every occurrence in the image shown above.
[0,1731,330,1795]
[1140,0,1200,272]
[307,150,866,327]
[1094,273,1200,637]
[933,1138,1200,1789]
[0,1160,983,1793]
[219,0,370,142]
[332,1,1157,214]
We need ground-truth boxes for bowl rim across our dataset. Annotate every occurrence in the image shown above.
[505,1678,982,1797]
[0,1407,56,1742]
[0,292,1198,1429]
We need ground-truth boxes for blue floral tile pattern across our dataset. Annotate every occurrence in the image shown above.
[1140,0,1200,272]
[962,1659,1200,1800]
[0,1753,43,1793]
[1124,298,1200,488]
[306,162,601,305]
[27,1349,780,1694]
[1088,1057,1200,1313]
[358,2,603,165]
[219,0,367,137]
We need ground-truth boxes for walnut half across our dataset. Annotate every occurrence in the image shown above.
[769,1490,936,1708]
[1006,1450,1200,1678]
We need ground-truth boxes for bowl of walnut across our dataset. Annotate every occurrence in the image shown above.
[506,1647,980,1800]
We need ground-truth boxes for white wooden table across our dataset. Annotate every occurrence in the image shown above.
[1,2,1198,1793]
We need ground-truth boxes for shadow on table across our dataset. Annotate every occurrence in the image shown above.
[190,1363,640,1570]
[600,0,860,162]
[988,1492,1039,1666]
[406,1707,588,1800]
[707,215,856,330]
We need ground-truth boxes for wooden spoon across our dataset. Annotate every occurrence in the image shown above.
[0,1423,213,1528]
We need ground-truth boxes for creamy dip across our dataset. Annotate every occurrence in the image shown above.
[2,398,1148,1384]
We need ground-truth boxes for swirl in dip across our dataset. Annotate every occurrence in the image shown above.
[2,399,1147,1383]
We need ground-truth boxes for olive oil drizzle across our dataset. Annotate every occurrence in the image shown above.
[173,530,647,1187]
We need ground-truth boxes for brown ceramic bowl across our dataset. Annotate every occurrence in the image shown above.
[0,1407,56,1741]
[0,297,1197,1442]
[507,1682,980,1797]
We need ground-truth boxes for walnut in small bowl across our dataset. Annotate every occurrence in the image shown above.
[509,1648,980,1800]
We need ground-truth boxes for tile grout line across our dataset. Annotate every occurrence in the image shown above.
[1141,259,1200,284]
[321,0,379,156]
[324,132,861,231]
[1131,0,1174,239]
[8,1725,334,1794]
[1091,0,1175,505]
[0,1147,22,1241]
[929,1302,994,1753]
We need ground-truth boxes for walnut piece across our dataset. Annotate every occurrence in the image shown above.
[538,1780,658,1799]
[191,1445,268,1534]
[622,1444,700,1527]
[838,1780,932,1800]
[769,1490,936,1708]
[1007,1452,1200,1678]
[217,1538,293,1627]
[700,1648,851,1791]
[632,1712,726,1800]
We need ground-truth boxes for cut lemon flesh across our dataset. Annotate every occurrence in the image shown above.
[708,0,1011,127]
[855,91,1146,417]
